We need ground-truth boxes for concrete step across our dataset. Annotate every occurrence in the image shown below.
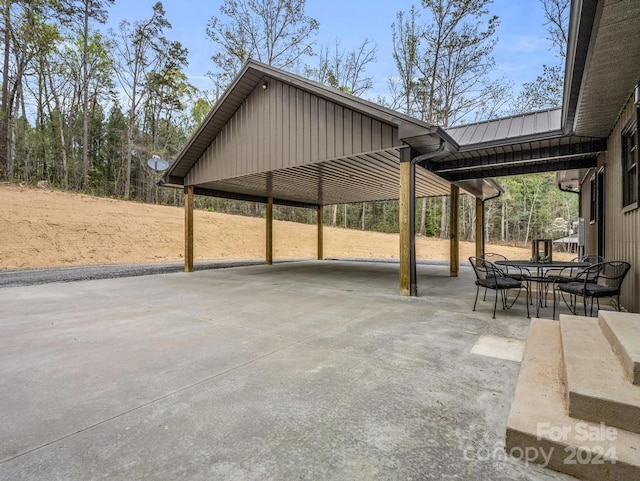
[505,318,640,481]
[598,311,640,385]
[560,315,640,434]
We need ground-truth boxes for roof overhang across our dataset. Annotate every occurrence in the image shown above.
[433,108,605,181]
[563,0,640,137]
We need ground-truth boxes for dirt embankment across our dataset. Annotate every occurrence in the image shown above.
[0,184,565,270]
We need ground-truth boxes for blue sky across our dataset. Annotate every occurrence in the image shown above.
[106,0,558,98]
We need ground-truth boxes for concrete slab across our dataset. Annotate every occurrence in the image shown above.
[471,335,525,362]
[0,261,575,480]
[506,318,640,481]
[599,311,640,385]
[560,315,640,434]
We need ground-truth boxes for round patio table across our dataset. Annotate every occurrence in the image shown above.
[494,260,590,317]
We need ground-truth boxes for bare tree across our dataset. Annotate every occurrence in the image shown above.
[391,0,501,236]
[305,38,377,96]
[391,6,420,115]
[541,0,569,59]
[514,0,569,112]
[207,0,319,88]
[111,1,171,198]
[75,0,114,189]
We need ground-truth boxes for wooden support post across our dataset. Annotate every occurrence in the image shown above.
[184,185,194,273]
[475,197,484,259]
[317,205,323,260]
[450,185,460,277]
[266,197,273,265]
[399,155,412,296]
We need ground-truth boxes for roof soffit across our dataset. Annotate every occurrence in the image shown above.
[564,0,640,137]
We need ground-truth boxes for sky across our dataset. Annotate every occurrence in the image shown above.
[105,0,559,99]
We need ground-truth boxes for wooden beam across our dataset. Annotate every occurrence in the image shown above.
[266,197,273,265]
[317,206,323,260]
[450,185,460,277]
[475,197,484,259]
[184,185,194,273]
[399,160,411,296]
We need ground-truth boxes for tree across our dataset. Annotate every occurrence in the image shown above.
[541,0,569,58]
[514,0,569,111]
[305,38,377,96]
[0,0,11,179]
[391,0,502,236]
[206,0,319,88]
[111,1,172,198]
[390,7,421,115]
[72,0,114,189]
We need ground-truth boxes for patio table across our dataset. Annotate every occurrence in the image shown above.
[495,260,590,317]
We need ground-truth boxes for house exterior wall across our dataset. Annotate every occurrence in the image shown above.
[581,96,639,312]
[186,78,401,185]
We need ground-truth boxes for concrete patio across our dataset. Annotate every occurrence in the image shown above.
[0,261,576,480]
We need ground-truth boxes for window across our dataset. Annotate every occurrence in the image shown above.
[622,119,638,208]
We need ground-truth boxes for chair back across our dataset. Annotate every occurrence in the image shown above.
[596,261,631,290]
[470,256,502,281]
[483,253,507,263]
[579,254,605,264]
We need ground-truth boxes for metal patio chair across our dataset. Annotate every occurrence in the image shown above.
[553,261,630,318]
[545,254,604,307]
[470,256,530,319]
[545,254,604,285]
[482,253,531,303]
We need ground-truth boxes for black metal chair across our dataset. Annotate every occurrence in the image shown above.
[553,261,630,318]
[545,254,604,285]
[545,254,604,307]
[482,253,531,302]
[470,256,530,319]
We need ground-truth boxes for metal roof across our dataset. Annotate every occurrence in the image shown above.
[446,109,562,149]
[165,60,458,184]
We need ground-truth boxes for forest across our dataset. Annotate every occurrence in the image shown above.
[0,0,577,247]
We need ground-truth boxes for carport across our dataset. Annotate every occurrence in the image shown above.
[161,60,501,296]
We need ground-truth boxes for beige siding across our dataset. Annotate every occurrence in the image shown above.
[186,78,400,185]
[582,97,639,312]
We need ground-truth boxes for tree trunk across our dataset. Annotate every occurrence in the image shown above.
[0,0,10,180]
[81,1,90,188]
[46,63,69,187]
[419,197,427,235]
[501,197,506,242]
[439,196,448,238]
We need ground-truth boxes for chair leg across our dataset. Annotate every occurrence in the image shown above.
[525,286,530,318]
[483,288,487,302]
[552,286,557,320]
[473,286,479,311]
[493,289,498,319]
[617,295,621,311]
